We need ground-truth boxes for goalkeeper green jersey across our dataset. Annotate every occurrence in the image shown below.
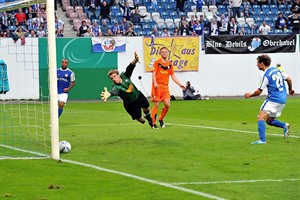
[111,72,139,104]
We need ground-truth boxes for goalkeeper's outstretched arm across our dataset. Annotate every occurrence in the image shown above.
[101,87,111,101]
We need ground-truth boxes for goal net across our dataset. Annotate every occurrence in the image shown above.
[0,37,51,159]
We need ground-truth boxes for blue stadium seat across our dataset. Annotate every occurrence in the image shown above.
[169,0,177,9]
[111,6,120,17]
[161,0,169,8]
[258,11,266,19]
[252,5,261,13]
[284,29,292,34]
[267,11,276,19]
[278,4,287,12]
[270,4,278,12]
[170,11,179,20]
[147,6,156,14]
[142,24,151,32]
[138,31,146,36]
[157,6,165,13]
[144,0,151,7]
[161,12,170,20]
[261,5,270,12]
[148,18,156,27]
[133,25,142,33]
[218,5,226,13]
[274,29,283,34]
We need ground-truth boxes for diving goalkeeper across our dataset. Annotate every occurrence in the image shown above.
[101,52,153,128]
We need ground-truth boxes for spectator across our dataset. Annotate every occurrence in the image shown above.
[230,0,242,18]
[151,0,158,10]
[55,16,64,34]
[288,13,300,34]
[36,25,47,37]
[208,18,221,35]
[118,1,136,21]
[259,20,272,35]
[26,13,35,31]
[249,24,257,34]
[179,15,189,30]
[242,5,253,18]
[91,20,101,36]
[180,20,190,36]
[213,10,229,35]
[193,19,205,36]
[100,19,109,35]
[56,30,64,37]
[99,0,114,22]
[83,27,94,37]
[194,0,205,12]
[161,28,171,36]
[182,81,201,100]
[105,28,114,36]
[227,16,238,35]
[275,12,288,31]
[14,8,27,26]
[239,27,247,35]
[38,7,47,22]
[120,17,133,34]
[290,0,300,14]
[14,26,29,39]
[26,6,36,19]
[32,13,44,28]
[188,15,196,32]
[78,20,89,36]
[115,28,123,36]
[111,21,124,34]
[85,0,100,19]
[27,29,36,38]
[125,26,137,36]
[0,30,6,38]
[176,0,186,12]
[150,26,160,36]
[5,29,14,38]
[131,8,146,26]
[172,28,180,36]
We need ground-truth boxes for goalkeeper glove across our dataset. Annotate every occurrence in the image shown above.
[101,87,111,101]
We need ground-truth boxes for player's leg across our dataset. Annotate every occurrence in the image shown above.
[151,86,161,128]
[58,93,68,118]
[158,85,170,128]
[266,104,289,138]
[252,110,269,144]
[124,103,145,124]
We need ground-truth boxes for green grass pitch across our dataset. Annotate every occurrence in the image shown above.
[1,97,299,199]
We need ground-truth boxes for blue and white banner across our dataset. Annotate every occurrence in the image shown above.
[92,37,126,53]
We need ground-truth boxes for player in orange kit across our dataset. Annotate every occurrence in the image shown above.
[151,46,185,129]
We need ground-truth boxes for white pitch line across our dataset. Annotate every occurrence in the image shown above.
[171,179,300,185]
[167,123,300,139]
[61,159,225,200]
[1,144,225,199]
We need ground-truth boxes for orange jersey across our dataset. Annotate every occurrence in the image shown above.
[152,59,174,85]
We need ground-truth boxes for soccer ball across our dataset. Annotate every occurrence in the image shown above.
[59,141,71,153]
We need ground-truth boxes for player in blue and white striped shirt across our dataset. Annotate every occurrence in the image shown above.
[57,58,76,118]
[244,54,295,144]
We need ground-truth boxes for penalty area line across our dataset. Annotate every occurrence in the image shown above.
[171,178,300,185]
[61,158,226,200]
[167,123,300,139]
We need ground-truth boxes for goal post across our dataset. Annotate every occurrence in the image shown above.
[46,0,60,160]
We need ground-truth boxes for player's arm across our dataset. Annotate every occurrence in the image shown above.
[244,89,262,99]
[285,77,295,95]
[171,74,185,89]
[124,52,139,78]
[152,67,158,89]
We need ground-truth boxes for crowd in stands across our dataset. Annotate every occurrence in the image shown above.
[0,3,65,41]
[70,0,300,37]
[0,0,300,39]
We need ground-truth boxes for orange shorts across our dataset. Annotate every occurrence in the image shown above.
[151,84,170,102]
